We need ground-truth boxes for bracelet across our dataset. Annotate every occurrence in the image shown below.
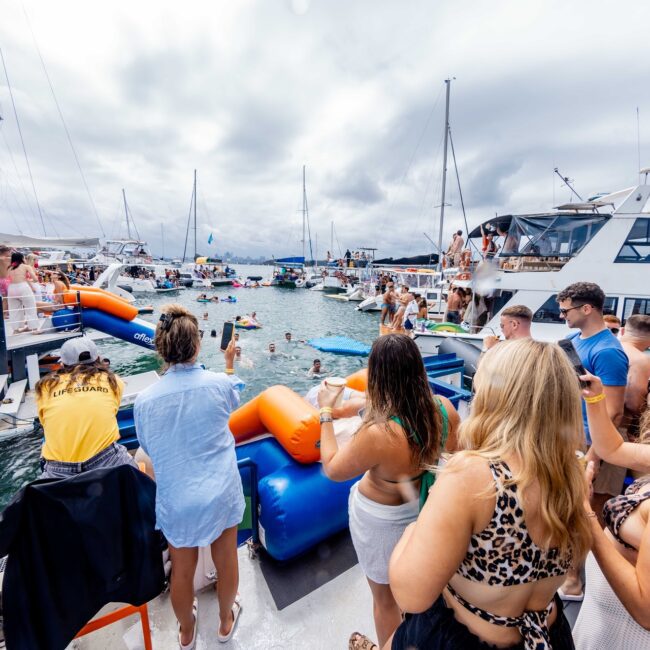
[584,393,605,404]
[585,511,598,519]
[319,407,333,414]
[320,416,333,424]
[225,368,235,375]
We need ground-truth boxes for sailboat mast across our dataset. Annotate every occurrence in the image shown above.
[302,165,306,261]
[330,221,334,256]
[122,188,131,239]
[161,223,165,259]
[193,169,197,261]
[437,78,451,271]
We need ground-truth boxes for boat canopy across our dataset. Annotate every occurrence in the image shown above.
[275,256,305,265]
[374,253,439,266]
[468,212,611,258]
[0,233,100,249]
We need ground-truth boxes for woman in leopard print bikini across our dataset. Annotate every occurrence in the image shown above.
[350,339,592,650]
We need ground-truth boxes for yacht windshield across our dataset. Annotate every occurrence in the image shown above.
[501,214,609,257]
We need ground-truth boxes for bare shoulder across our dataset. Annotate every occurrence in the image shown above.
[439,453,494,493]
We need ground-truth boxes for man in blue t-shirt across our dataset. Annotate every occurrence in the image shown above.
[556,281,629,600]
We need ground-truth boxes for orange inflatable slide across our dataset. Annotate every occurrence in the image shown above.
[63,289,138,321]
[229,368,368,464]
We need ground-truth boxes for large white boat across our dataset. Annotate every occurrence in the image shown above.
[414,176,650,354]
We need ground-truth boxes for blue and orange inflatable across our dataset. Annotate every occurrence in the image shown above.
[228,368,368,560]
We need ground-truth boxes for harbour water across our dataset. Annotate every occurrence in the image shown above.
[0,265,378,509]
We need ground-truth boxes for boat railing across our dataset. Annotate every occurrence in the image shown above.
[0,291,86,378]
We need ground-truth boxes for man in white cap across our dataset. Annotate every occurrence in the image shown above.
[37,336,137,478]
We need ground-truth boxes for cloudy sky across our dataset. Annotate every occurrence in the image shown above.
[1,0,649,259]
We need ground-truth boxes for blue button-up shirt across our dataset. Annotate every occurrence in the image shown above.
[134,363,245,547]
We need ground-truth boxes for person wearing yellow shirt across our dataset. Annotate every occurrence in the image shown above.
[37,336,137,479]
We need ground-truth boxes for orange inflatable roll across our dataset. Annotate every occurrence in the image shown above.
[345,368,368,392]
[63,289,138,321]
[258,385,320,464]
[228,394,266,443]
[70,285,131,303]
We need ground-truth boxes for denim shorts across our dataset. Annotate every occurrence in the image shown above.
[41,442,138,479]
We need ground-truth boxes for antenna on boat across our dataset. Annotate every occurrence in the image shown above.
[437,78,453,271]
[637,107,642,183]
[553,168,583,202]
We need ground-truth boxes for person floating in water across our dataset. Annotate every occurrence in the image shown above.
[308,359,327,378]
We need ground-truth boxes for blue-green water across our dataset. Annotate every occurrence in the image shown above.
[0,265,378,509]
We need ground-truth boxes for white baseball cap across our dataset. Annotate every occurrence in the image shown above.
[59,336,99,366]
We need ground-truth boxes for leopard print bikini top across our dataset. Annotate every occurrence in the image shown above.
[446,460,572,650]
[603,475,650,550]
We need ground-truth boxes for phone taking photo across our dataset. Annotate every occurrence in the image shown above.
[220,321,235,351]
[557,339,590,388]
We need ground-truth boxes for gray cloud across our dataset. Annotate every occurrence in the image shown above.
[1,0,650,259]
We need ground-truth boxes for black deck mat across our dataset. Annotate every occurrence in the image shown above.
[258,529,359,610]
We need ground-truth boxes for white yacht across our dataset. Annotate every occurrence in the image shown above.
[357,267,450,320]
[90,239,154,266]
[414,176,650,354]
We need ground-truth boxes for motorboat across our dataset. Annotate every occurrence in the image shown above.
[414,177,650,354]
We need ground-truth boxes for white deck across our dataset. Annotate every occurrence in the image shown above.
[69,546,374,650]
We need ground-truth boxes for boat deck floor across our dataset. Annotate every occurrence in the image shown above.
[68,545,374,649]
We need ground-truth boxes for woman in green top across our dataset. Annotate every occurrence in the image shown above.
[318,333,459,648]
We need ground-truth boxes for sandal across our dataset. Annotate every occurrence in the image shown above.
[178,597,198,650]
[349,632,378,650]
[217,594,242,643]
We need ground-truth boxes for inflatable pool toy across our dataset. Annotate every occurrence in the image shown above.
[235,320,261,330]
[234,437,357,561]
[345,368,368,392]
[232,281,243,288]
[197,299,211,303]
[308,336,371,356]
[229,368,368,463]
[426,322,466,333]
[59,287,156,350]
[222,297,237,303]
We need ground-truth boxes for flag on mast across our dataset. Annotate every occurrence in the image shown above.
[208,233,214,245]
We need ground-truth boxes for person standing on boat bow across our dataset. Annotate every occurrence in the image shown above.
[318,334,459,648]
[134,305,245,647]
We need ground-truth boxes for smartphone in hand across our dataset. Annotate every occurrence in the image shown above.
[558,339,590,388]
[220,321,235,351]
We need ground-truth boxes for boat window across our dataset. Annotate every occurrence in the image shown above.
[622,297,650,324]
[615,218,650,263]
[497,214,609,258]
[533,294,619,324]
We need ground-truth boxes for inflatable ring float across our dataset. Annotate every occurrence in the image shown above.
[235,322,262,330]
[295,278,306,288]
[427,322,466,333]
[455,272,472,281]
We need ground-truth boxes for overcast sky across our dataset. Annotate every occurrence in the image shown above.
[1,0,649,259]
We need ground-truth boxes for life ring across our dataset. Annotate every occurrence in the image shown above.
[427,322,465,333]
[455,272,472,281]
[295,279,305,288]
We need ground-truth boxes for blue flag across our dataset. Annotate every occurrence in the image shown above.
[208,233,214,245]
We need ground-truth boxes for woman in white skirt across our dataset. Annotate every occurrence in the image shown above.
[317,333,459,647]
[7,252,39,333]
[573,373,650,649]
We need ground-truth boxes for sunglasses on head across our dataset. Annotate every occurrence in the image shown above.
[609,327,620,334]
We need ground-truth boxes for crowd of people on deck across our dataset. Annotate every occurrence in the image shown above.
[3,274,650,649]
[326,249,371,268]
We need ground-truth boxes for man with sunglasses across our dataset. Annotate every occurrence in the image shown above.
[556,282,629,601]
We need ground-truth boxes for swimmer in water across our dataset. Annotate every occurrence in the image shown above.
[202,312,208,320]
[210,329,217,338]
[307,359,327,378]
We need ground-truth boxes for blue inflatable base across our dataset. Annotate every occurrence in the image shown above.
[81,309,156,350]
[307,336,371,356]
[235,438,359,561]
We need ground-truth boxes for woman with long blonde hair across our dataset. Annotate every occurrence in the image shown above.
[379,340,592,650]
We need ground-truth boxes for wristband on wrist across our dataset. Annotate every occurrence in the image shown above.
[319,407,333,414]
[585,511,598,519]
[584,393,605,404]
[225,368,235,375]
[320,416,333,424]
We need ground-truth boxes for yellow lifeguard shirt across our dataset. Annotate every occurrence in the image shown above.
[38,374,124,462]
